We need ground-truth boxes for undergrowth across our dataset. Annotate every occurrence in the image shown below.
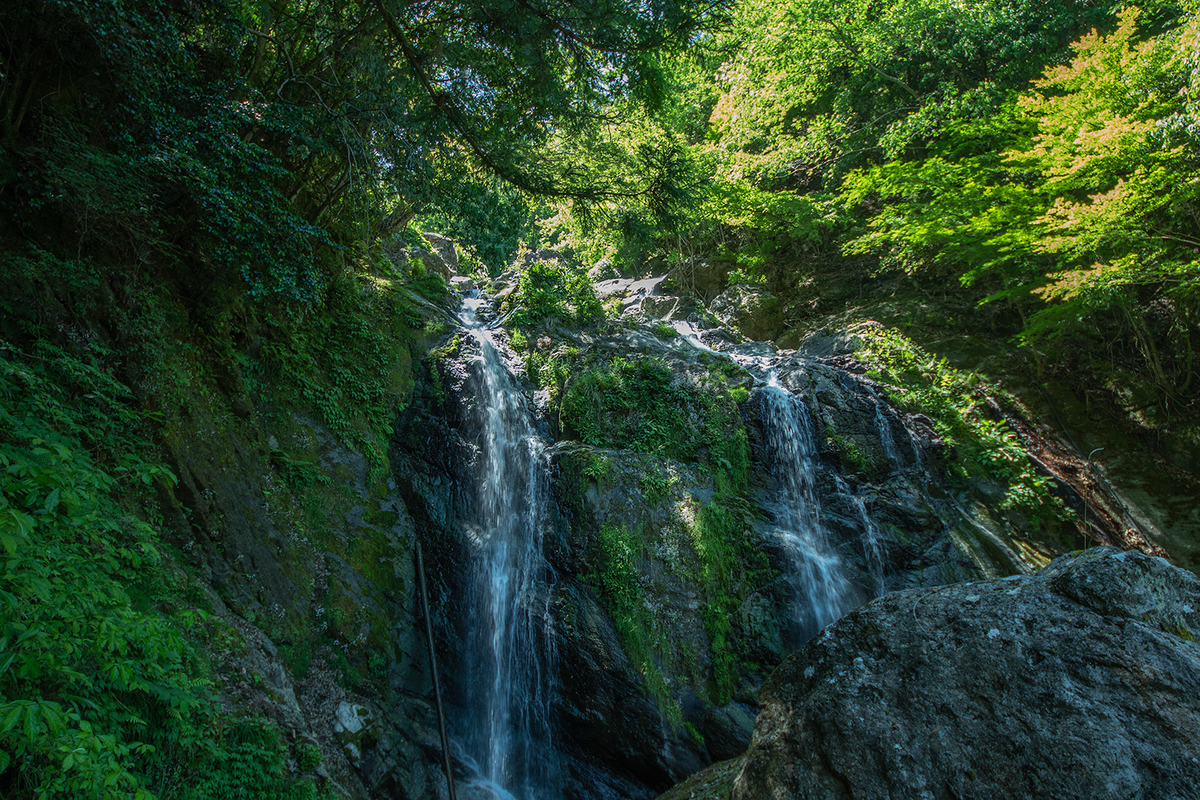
[858,327,1071,528]
[0,342,327,799]
[251,270,423,472]
[506,260,605,329]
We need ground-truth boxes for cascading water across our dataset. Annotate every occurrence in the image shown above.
[667,322,861,642]
[457,297,558,800]
[872,397,903,469]
[759,372,855,644]
[835,475,887,595]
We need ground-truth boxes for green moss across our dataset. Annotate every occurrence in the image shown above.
[560,356,750,494]
[583,494,773,723]
[563,355,764,714]
[427,334,462,405]
[825,426,873,474]
[687,502,768,705]
[584,522,686,727]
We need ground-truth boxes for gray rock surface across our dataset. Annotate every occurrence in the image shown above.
[710,285,784,342]
[405,247,452,279]
[422,232,459,274]
[726,548,1200,800]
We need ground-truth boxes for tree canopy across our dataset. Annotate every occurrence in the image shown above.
[0,0,727,304]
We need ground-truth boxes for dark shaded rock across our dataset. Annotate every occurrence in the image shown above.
[720,548,1200,800]
[547,442,766,795]
[660,258,727,299]
[552,582,672,799]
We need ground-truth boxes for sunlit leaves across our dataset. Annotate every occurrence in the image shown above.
[841,5,1200,396]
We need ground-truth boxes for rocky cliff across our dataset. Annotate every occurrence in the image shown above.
[406,253,1169,798]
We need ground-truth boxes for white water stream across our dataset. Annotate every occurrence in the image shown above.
[457,297,558,799]
[759,373,856,642]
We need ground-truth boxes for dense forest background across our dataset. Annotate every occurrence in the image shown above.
[1,0,1197,797]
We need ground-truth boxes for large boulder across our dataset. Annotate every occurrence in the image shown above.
[719,548,1200,800]
[710,285,784,342]
[422,232,459,274]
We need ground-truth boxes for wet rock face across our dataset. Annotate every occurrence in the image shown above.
[726,548,1200,800]
[546,444,767,798]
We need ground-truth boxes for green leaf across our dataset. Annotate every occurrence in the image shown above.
[4,510,35,538]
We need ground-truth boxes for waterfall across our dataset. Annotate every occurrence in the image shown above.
[835,475,887,595]
[759,373,854,644]
[667,323,859,644]
[872,397,903,469]
[457,298,558,799]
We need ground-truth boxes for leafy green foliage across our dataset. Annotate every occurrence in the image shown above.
[858,328,1070,527]
[0,343,320,799]
[507,261,606,329]
[179,720,325,800]
[707,0,1119,181]
[539,119,712,274]
[0,0,730,316]
[845,6,1200,402]
[547,0,1126,285]
[254,273,421,465]
[412,177,542,272]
